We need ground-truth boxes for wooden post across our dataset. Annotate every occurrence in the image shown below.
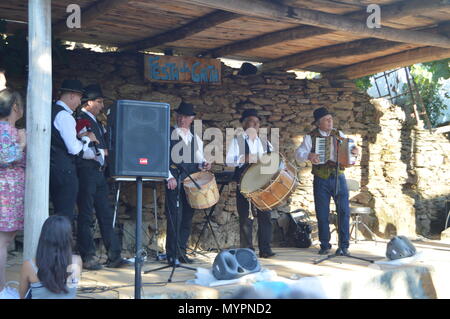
[23,0,52,261]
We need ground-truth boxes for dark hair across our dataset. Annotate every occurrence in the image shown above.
[0,89,23,118]
[35,216,73,294]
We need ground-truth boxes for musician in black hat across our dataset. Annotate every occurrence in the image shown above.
[50,79,99,221]
[75,84,126,270]
[225,109,275,258]
[165,102,211,265]
[295,107,359,256]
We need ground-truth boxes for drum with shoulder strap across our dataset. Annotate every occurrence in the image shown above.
[239,152,299,211]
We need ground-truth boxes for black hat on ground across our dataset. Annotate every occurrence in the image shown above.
[240,109,261,123]
[312,107,334,125]
[175,102,196,116]
[82,84,104,103]
[59,79,84,94]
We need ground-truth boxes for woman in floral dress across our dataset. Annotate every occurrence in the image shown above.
[0,89,25,298]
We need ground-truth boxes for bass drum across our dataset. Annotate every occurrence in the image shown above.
[239,153,299,211]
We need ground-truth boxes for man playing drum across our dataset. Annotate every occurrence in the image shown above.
[226,109,275,259]
[166,102,211,265]
[295,107,359,256]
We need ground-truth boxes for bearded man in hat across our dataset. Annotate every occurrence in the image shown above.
[75,84,126,270]
[50,79,99,221]
[165,102,211,265]
[225,109,275,259]
[295,107,359,256]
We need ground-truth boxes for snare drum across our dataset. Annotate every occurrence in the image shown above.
[239,153,298,211]
[183,171,220,209]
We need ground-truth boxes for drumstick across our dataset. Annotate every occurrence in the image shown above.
[187,174,202,190]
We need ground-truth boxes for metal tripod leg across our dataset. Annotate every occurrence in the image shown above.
[314,250,374,264]
[360,222,379,245]
[192,183,225,252]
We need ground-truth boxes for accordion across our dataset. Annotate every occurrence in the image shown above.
[315,136,357,167]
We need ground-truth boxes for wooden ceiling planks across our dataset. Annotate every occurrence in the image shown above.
[0,0,449,76]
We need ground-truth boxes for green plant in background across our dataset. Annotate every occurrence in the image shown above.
[354,75,373,92]
[354,58,449,127]
[409,64,448,127]
[422,58,450,84]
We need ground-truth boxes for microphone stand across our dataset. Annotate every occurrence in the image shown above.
[144,164,197,282]
[314,134,373,265]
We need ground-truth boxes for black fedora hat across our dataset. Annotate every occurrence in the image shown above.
[59,79,84,94]
[175,102,196,116]
[312,107,334,125]
[82,84,104,103]
[238,62,258,76]
[240,108,261,123]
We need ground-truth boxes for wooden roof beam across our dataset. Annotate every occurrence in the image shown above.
[53,0,130,35]
[261,38,405,72]
[203,0,450,58]
[261,24,450,72]
[183,0,450,50]
[324,46,450,79]
[118,10,238,52]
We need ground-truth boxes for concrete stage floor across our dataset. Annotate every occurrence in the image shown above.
[5,238,450,299]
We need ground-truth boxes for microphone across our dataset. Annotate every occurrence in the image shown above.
[76,118,101,156]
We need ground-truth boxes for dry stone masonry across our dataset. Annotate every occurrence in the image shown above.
[11,50,449,254]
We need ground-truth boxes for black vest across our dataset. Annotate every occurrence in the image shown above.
[169,127,200,181]
[50,104,77,170]
[233,135,271,181]
[75,110,107,169]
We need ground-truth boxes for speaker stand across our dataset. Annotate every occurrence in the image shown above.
[144,167,196,282]
[134,177,145,299]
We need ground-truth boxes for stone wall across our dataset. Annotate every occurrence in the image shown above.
[8,50,450,255]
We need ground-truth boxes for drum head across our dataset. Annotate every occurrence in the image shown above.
[240,153,283,193]
[183,171,213,187]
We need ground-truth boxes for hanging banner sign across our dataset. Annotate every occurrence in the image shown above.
[144,54,221,85]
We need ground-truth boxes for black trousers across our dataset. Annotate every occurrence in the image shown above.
[49,166,78,221]
[76,165,121,262]
[236,188,273,254]
[165,184,194,259]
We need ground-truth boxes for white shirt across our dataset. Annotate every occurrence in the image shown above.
[167,125,205,180]
[226,133,273,168]
[81,108,106,165]
[54,101,95,159]
[295,128,345,163]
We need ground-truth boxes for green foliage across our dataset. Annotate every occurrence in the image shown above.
[0,19,69,77]
[409,65,447,127]
[353,75,372,91]
[422,58,450,83]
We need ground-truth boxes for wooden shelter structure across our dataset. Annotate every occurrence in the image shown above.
[0,0,449,263]
[1,0,450,78]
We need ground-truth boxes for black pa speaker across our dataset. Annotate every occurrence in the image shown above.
[107,100,170,179]
[386,236,416,260]
[212,248,261,280]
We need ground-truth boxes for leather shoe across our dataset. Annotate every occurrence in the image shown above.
[335,248,349,256]
[259,251,276,258]
[106,257,130,268]
[83,258,103,270]
[179,255,194,264]
[318,247,331,255]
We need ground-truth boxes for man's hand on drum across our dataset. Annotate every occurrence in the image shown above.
[200,162,212,171]
[167,177,177,190]
[244,154,258,164]
[308,152,321,165]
